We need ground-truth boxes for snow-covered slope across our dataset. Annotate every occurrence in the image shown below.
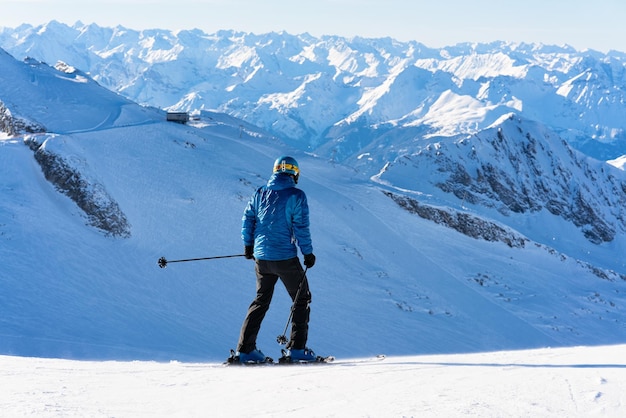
[2,345,625,417]
[1,47,625,363]
[1,22,626,162]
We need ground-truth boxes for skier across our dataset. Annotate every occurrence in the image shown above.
[235,156,317,364]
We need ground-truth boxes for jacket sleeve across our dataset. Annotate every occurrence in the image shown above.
[241,190,258,246]
[291,190,313,255]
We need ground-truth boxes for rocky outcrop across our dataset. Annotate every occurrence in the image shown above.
[25,136,131,238]
[377,114,626,244]
[384,191,528,248]
[0,100,45,136]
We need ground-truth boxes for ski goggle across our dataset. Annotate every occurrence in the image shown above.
[274,162,299,175]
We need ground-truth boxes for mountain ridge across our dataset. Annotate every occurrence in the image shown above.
[2,21,625,163]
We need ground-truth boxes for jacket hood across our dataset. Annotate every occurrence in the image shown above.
[267,173,296,190]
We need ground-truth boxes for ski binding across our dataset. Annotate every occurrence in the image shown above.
[277,349,335,364]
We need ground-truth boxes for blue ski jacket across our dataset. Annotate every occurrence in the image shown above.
[241,173,313,261]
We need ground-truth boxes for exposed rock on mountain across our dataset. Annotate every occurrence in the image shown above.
[384,190,529,248]
[25,135,131,238]
[0,100,45,136]
[375,114,626,244]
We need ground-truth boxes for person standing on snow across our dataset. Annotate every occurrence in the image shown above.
[235,156,317,364]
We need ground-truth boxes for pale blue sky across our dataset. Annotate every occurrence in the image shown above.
[1,0,625,52]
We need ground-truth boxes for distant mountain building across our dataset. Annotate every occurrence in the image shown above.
[166,111,189,124]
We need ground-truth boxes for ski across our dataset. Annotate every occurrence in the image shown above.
[334,354,386,365]
[224,349,386,366]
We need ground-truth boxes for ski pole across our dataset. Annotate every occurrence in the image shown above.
[158,254,245,268]
[276,267,308,345]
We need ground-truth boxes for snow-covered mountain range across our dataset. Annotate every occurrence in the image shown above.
[2,20,626,165]
[1,21,625,362]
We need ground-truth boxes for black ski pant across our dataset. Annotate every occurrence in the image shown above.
[237,257,311,353]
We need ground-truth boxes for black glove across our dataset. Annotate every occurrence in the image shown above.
[244,245,254,260]
[304,253,316,268]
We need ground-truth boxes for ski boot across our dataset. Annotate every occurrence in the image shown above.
[279,347,318,363]
[226,348,273,365]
